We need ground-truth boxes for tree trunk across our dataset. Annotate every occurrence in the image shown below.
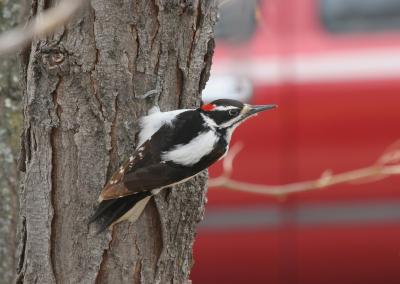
[16,0,217,283]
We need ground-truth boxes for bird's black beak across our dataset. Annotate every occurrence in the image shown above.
[245,104,278,117]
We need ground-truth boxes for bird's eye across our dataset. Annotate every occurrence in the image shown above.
[228,109,240,116]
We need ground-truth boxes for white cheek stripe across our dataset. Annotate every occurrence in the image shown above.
[219,116,242,128]
[201,113,217,128]
[162,130,219,166]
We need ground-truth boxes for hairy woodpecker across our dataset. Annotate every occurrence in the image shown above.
[89,99,277,232]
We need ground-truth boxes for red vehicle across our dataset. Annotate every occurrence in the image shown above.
[192,0,400,283]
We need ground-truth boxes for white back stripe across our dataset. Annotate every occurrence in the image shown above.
[138,109,189,146]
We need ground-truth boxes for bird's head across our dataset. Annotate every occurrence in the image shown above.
[199,99,277,130]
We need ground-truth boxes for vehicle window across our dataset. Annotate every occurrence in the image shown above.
[321,0,400,33]
[215,0,258,43]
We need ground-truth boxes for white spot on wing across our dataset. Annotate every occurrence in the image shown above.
[161,130,218,166]
[138,109,189,146]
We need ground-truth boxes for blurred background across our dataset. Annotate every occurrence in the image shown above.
[0,0,22,283]
[192,0,400,283]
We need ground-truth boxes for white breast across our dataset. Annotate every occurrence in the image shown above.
[138,109,189,146]
[161,130,219,166]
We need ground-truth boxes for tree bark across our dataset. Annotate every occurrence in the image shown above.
[16,0,217,283]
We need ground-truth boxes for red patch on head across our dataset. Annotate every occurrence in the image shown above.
[201,104,215,112]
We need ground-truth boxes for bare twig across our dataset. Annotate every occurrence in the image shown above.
[208,141,400,197]
[0,0,89,56]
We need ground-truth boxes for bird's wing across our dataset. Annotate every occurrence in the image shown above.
[99,156,188,201]
[98,153,139,202]
[137,108,189,146]
[99,110,202,201]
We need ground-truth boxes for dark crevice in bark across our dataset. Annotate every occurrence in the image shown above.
[25,126,31,164]
[95,230,115,284]
[195,0,202,31]
[187,32,196,69]
[18,42,32,172]
[133,238,143,282]
[129,24,139,99]
[50,75,62,282]
[91,5,99,67]
[132,257,142,283]
[53,76,63,117]
[154,49,161,86]
[15,217,27,284]
[31,130,37,152]
[18,126,30,172]
[43,0,51,10]
[107,94,119,179]
[95,249,108,284]
[18,132,27,172]
[91,78,105,121]
[90,5,105,123]
[90,76,105,123]
[94,87,105,119]
[177,65,184,108]
[187,2,202,69]
[49,128,59,283]
[31,0,38,16]
[199,38,215,91]
[150,0,160,52]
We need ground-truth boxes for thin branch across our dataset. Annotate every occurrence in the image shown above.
[208,141,400,197]
[0,0,89,56]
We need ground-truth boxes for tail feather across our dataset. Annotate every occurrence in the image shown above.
[89,191,152,233]
[88,199,117,224]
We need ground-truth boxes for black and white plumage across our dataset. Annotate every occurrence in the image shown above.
[89,99,277,232]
